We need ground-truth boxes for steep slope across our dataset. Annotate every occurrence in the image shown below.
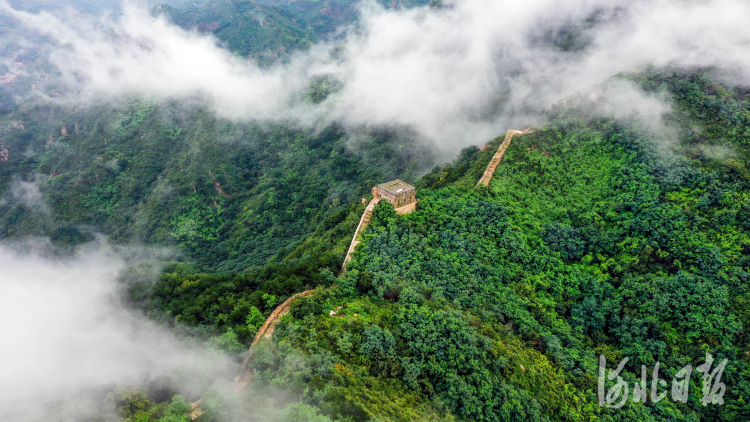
[0,0,437,273]
[5,2,750,415]
[0,99,432,271]
[45,66,750,422]
[207,69,750,421]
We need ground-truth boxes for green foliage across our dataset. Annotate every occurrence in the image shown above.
[171,197,224,252]
[206,328,245,354]
[246,306,264,337]
[153,0,431,66]
[281,402,333,422]
[108,385,152,420]
[156,395,192,422]
[360,324,395,362]
[145,201,363,344]
[416,144,491,191]
[127,70,750,421]
[396,305,550,421]
[7,36,750,421]
[263,293,279,308]
[0,96,430,271]
[317,85,750,420]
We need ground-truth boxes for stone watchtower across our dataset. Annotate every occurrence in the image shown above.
[372,179,416,215]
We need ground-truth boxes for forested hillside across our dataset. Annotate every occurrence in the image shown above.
[153,0,430,65]
[0,0,433,273]
[4,0,750,420]
[0,98,433,271]
[120,69,750,421]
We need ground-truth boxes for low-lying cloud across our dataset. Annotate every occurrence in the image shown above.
[4,0,750,154]
[0,238,237,421]
[10,174,50,214]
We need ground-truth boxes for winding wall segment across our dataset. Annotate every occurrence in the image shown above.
[340,196,380,274]
[237,197,381,388]
[476,130,524,187]
[236,289,314,387]
[235,130,527,391]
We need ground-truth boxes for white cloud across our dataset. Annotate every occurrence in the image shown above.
[5,0,750,154]
[0,238,236,420]
[11,175,50,213]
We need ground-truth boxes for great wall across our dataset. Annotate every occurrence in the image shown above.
[340,196,380,274]
[228,130,525,400]
[235,289,314,388]
[476,130,525,187]
[339,180,416,274]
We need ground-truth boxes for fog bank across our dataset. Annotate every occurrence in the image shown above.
[0,238,236,420]
[3,0,749,155]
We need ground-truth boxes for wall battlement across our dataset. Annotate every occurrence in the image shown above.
[340,196,380,274]
[340,180,416,274]
[236,289,314,388]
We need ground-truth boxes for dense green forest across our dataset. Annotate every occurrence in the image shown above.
[86,68,750,421]
[0,96,431,270]
[4,1,750,421]
[153,0,431,65]
[0,0,432,272]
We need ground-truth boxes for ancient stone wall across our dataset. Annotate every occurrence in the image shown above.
[476,130,524,187]
[340,196,380,274]
[236,289,314,387]
[377,180,416,210]
[234,130,530,391]
[394,202,416,215]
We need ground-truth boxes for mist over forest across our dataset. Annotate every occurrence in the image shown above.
[2,0,750,421]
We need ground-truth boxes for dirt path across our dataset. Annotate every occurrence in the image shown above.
[476,130,524,187]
